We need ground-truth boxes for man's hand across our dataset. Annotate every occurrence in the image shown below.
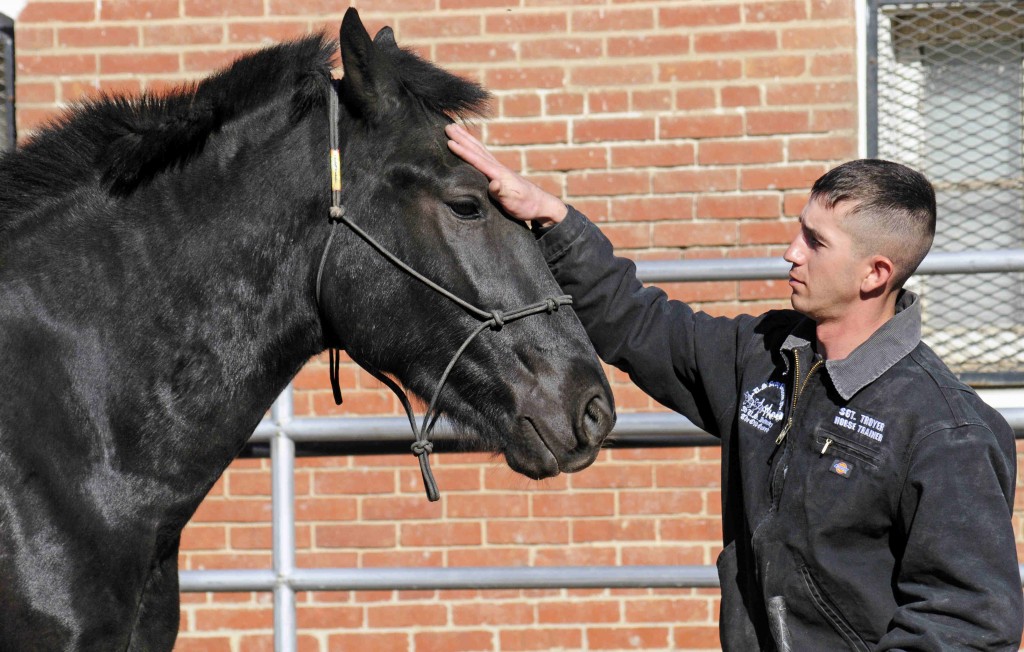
[445,123,568,227]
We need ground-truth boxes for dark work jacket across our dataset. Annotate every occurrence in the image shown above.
[538,207,1023,650]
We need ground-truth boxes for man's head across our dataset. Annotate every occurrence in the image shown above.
[784,160,936,322]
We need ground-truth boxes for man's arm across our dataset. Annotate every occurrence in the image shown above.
[877,424,1023,650]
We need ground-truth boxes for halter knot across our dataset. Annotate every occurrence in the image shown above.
[544,298,559,314]
[329,205,346,221]
[489,310,505,330]
[411,440,434,456]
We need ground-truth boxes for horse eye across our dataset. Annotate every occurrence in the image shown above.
[447,198,483,220]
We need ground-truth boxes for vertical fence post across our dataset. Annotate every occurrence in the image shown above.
[271,386,296,652]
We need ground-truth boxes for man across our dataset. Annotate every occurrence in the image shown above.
[447,123,1023,649]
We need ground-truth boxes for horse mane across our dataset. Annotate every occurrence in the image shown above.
[0,30,487,226]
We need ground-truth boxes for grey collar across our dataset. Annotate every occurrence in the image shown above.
[781,291,922,400]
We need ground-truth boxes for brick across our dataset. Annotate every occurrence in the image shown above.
[745,54,806,78]
[100,0,180,21]
[661,517,725,542]
[173,637,233,652]
[661,59,742,82]
[500,93,541,118]
[789,136,857,161]
[740,279,790,300]
[575,117,655,143]
[715,82,758,106]
[765,81,856,106]
[573,8,653,31]
[17,54,96,76]
[362,495,442,521]
[538,599,619,623]
[660,4,741,27]
[655,460,723,487]
[571,64,654,87]
[567,171,649,197]
[782,26,855,50]
[58,26,139,48]
[695,30,778,53]
[811,0,854,19]
[746,109,812,136]
[399,15,481,39]
[745,1,808,23]
[611,197,692,222]
[698,139,783,166]
[314,468,395,495]
[573,518,657,542]
[521,37,602,60]
[633,89,673,111]
[697,193,780,219]
[316,523,397,548]
[436,42,516,64]
[486,67,566,90]
[20,1,95,22]
[607,34,689,57]
[676,88,717,110]
[13,26,56,50]
[486,120,567,146]
[327,632,408,652]
[15,82,57,104]
[147,23,225,47]
[367,603,447,628]
[452,601,535,626]
[811,52,856,77]
[588,626,670,649]
[447,493,529,518]
[448,547,530,567]
[674,625,724,649]
[180,525,227,551]
[604,223,651,249]
[546,92,584,115]
[536,542,612,569]
[652,222,738,247]
[499,627,582,651]
[191,499,271,523]
[295,605,362,629]
[587,90,629,113]
[620,490,704,515]
[100,52,179,75]
[652,168,738,194]
[414,630,493,652]
[485,12,566,34]
[186,0,264,15]
[740,164,825,190]
[440,0,512,7]
[526,146,607,172]
[533,493,615,517]
[194,607,273,631]
[660,114,743,139]
[487,520,569,544]
[612,143,694,168]
[625,597,710,623]
[400,522,482,546]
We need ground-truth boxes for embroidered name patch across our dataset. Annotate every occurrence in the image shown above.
[830,459,853,478]
[831,406,886,443]
[739,381,786,434]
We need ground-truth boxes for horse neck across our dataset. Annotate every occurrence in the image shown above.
[99,102,330,455]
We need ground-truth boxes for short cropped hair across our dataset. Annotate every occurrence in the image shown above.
[809,159,936,289]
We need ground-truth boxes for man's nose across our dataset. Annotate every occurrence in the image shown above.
[784,236,802,265]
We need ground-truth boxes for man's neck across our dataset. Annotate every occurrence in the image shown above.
[814,293,900,361]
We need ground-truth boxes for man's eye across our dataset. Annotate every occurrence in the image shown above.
[448,199,482,220]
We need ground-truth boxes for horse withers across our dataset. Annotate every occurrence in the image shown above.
[0,9,614,650]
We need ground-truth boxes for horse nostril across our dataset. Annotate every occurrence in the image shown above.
[579,395,613,447]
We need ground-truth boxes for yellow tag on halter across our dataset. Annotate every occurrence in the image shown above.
[330,149,342,192]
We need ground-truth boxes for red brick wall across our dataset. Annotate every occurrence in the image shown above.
[9,1,878,650]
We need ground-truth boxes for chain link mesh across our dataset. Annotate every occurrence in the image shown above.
[873,0,1024,383]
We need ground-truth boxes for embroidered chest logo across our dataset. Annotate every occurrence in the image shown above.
[739,380,786,434]
[832,407,886,443]
[830,459,853,477]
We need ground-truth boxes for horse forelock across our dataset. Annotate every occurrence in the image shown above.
[0,34,335,222]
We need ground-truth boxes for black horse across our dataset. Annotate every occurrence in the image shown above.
[0,9,614,650]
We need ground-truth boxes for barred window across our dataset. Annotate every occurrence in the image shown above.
[869,0,1024,385]
[0,12,13,152]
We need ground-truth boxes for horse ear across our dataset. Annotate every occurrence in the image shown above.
[338,7,398,121]
[373,26,397,50]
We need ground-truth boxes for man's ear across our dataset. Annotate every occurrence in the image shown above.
[861,255,895,295]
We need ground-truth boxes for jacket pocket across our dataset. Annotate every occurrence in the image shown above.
[811,429,881,469]
[798,565,870,652]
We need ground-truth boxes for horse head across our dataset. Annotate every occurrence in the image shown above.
[318,9,615,483]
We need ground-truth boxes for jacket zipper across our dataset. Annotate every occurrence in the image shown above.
[767,352,823,499]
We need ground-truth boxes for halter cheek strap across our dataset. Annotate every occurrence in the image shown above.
[316,85,572,502]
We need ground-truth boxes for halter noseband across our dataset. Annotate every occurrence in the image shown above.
[316,86,573,502]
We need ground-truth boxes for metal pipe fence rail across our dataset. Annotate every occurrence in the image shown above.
[179,250,1024,652]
